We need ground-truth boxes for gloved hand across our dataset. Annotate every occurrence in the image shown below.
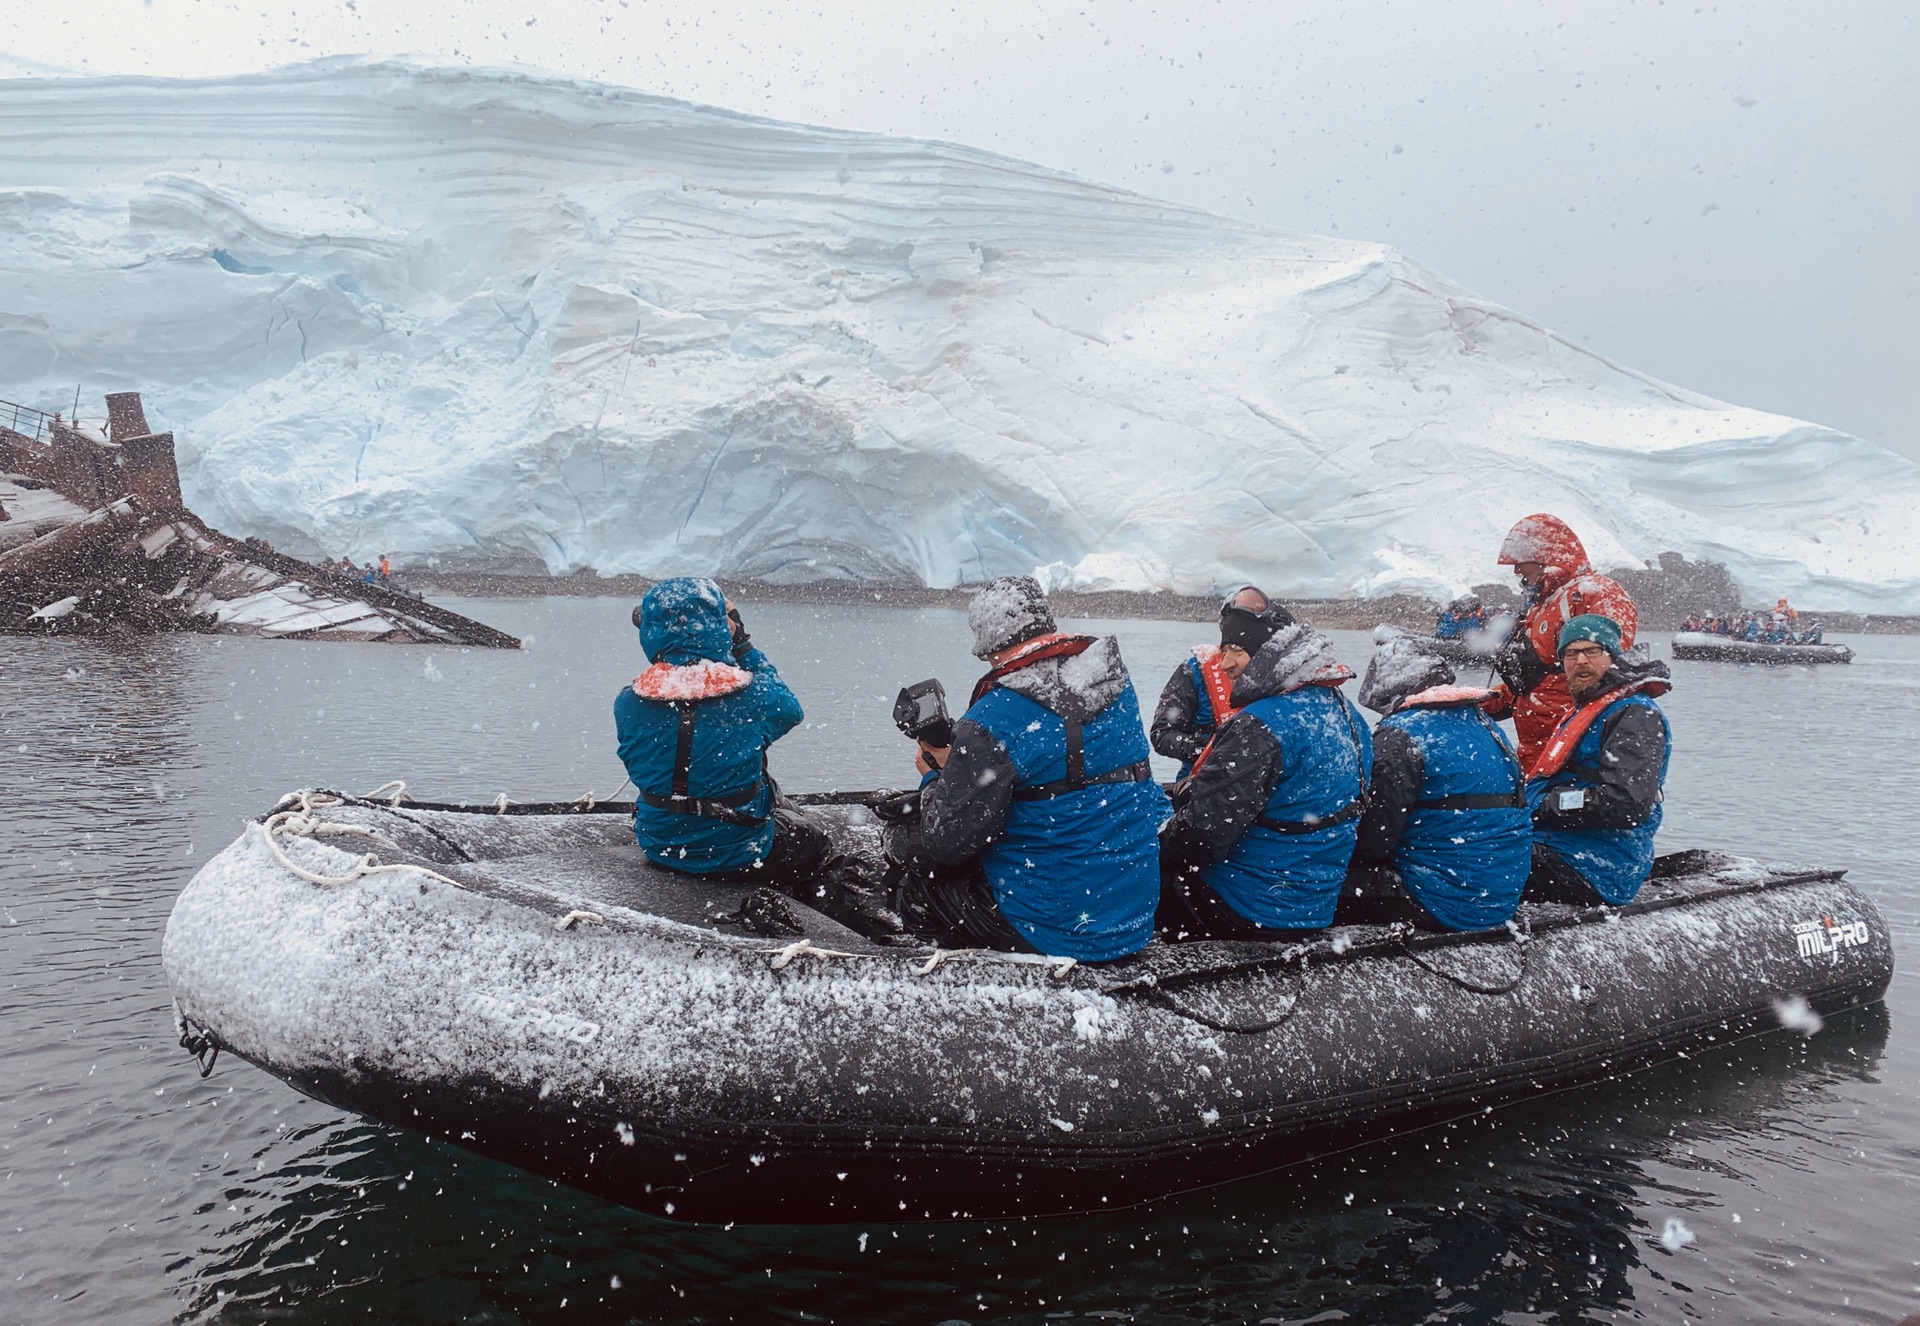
[1493,636,1549,697]
[727,604,751,654]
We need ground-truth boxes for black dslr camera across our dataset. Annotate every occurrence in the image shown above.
[893,678,953,752]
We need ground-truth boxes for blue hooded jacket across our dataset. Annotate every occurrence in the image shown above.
[904,636,1170,961]
[1364,694,1532,929]
[1171,625,1372,931]
[613,577,803,873]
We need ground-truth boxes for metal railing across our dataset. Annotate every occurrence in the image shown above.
[1,398,55,444]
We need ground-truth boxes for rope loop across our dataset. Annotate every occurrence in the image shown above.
[1395,927,1530,995]
[262,789,467,892]
[492,793,510,814]
[362,780,412,807]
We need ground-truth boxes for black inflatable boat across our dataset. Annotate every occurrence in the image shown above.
[1671,631,1854,665]
[162,790,1893,1224]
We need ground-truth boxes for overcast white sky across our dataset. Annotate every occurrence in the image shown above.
[5,1,1915,459]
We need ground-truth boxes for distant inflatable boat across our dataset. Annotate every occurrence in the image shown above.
[162,791,1893,1224]
[1671,631,1854,665]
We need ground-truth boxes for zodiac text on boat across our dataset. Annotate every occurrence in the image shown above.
[1791,916,1871,961]
[461,992,601,1044]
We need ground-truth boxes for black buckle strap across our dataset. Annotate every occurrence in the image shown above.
[1415,790,1527,811]
[1255,798,1365,834]
[1011,710,1152,802]
[638,782,770,827]
[639,699,769,827]
[1251,694,1372,834]
[1014,759,1154,801]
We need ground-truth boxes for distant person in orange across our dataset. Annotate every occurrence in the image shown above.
[1484,514,1638,769]
[379,553,392,580]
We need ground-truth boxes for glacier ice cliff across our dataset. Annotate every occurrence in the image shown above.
[3,58,1917,609]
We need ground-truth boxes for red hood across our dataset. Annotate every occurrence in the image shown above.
[1498,514,1591,595]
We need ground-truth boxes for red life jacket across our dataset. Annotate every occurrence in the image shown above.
[1528,676,1670,779]
[1188,666,1352,777]
[970,631,1097,706]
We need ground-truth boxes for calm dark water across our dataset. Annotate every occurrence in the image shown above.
[2,599,1915,1325]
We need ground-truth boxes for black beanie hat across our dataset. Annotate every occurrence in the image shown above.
[1218,587,1294,654]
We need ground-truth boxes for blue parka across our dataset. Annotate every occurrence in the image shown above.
[1526,666,1672,905]
[900,636,1170,961]
[1168,625,1372,931]
[1353,690,1532,930]
[613,577,803,873]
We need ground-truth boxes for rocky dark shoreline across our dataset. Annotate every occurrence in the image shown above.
[408,566,1920,635]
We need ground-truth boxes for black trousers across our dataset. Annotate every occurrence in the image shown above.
[1332,862,1448,930]
[1521,843,1607,906]
[1156,863,1322,943]
[694,807,899,938]
[889,862,1037,953]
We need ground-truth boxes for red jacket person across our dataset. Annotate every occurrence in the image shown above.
[1485,514,1638,769]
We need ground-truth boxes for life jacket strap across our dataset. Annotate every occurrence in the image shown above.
[638,700,770,827]
[1250,695,1371,834]
[1415,790,1527,811]
[1255,798,1366,834]
[1009,712,1154,801]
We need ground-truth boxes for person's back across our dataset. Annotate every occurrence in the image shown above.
[962,643,1167,957]
[614,578,801,872]
[1348,641,1530,930]
[1163,624,1371,934]
[896,576,1168,960]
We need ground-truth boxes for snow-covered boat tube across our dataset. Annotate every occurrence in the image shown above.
[1671,631,1854,665]
[161,792,1893,1223]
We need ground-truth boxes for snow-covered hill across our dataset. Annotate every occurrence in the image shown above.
[3,58,1916,609]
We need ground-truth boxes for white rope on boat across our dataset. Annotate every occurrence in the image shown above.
[362,780,412,807]
[554,910,605,931]
[575,789,597,810]
[767,938,860,969]
[913,948,985,975]
[492,792,510,814]
[261,790,467,891]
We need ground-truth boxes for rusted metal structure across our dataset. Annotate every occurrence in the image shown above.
[1,392,518,647]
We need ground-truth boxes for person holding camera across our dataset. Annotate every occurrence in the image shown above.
[1485,513,1638,769]
[615,576,897,935]
[884,575,1169,960]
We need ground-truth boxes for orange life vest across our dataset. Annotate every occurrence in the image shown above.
[1528,676,1670,779]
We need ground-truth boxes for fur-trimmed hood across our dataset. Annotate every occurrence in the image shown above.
[632,659,753,701]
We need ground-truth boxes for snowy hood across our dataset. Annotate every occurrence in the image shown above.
[1357,634,1455,715]
[637,576,734,665]
[993,635,1131,718]
[1498,514,1592,597]
[1231,624,1355,706]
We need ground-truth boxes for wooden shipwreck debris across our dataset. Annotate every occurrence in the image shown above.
[1,393,518,647]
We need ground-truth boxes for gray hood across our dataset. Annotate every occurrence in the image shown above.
[1230,623,1356,707]
[995,635,1132,718]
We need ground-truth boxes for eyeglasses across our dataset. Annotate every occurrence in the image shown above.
[1561,645,1610,661]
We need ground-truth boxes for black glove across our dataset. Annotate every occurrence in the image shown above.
[727,605,751,654]
[1493,635,1551,697]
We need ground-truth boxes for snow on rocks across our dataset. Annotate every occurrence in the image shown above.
[3,61,1919,608]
